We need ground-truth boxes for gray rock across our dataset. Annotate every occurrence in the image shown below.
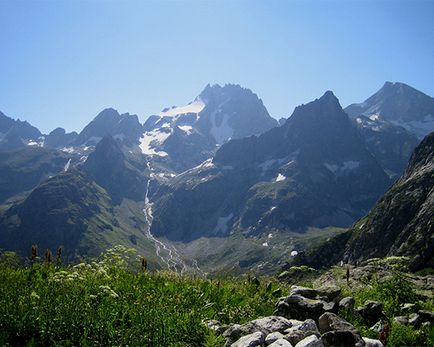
[294,335,324,347]
[318,312,359,334]
[363,337,384,347]
[339,297,355,310]
[393,316,408,325]
[284,320,320,346]
[369,320,385,333]
[355,301,385,326]
[316,286,341,301]
[224,324,254,343]
[247,316,293,335]
[284,331,320,346]
[418,310,434,322]
[408,313,421,328]
[290,286,318,299]
[275,295,325,320]
[422,321,432,328]
[231,331,265,347]
[401,303,416,314]
[322,301,338,313]
[265,332,286,345]
[321,330,365,347]
[318,313,364,346]
[203,319,226,334]
[268,339,293,347]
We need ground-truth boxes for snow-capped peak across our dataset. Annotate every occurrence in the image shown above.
[159,98,205,118]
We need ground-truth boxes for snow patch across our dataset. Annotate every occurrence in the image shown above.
[291,250,299,257]
[64,159,72,172]
[262,242,268,247]
[177,125,193,135]
[159,98,205,117]
[210,110,234,144]
[275,173,286,182]
[139,129,171,157]
[61,147,75,154]
[213,213,234,235]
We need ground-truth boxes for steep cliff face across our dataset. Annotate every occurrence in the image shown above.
[295,132,434,271]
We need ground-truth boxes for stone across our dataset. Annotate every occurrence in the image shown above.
[269,339,293,347]
[369,320,385,333]
[247,316,293,335]
[203,319,226,334]
[275,295,325,320]
[285,331,320,346]
[224,324,254,343]
[355,301,385,326]
[401,303,416,314]
[418,310,434,322]
[339,297,355,310]
[363,337,384,347]
[321,331,364,347]
[322,301,338,313]
[408,313,421,328]
[265,332,286,345]
[231,331,265,347]
[316,286,341,301]
[294,335,324,347]
[318,313,364,346]
[297,319,319,333]
[393,316,408,325]
[290,286,318,299]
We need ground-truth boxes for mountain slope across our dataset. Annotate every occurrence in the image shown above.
[0,147,72,204]
[0,111,42,150]
[140,84,278,173]
[352,115,420,178]
[346,82,434,139]
[150,91,391,242]
[295,132,434,271]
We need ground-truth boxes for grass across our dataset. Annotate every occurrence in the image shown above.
[0,246,288,346]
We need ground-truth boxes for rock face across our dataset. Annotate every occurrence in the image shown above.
[352,115,419,178]
[346,81,434,139]
[0,110,42,151]
[344,132,434,270]
[75,108,145,146]
[44,127,78,149]
[294,132,434,271]
[140,84,278,173]
[83,135,148,204]
[151,91,391,241]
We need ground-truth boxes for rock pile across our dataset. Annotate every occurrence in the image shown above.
[204,285,387,347]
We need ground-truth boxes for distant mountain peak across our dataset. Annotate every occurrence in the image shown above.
[345,82,434,139]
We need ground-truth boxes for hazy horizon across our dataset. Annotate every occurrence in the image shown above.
[1,0,433,133]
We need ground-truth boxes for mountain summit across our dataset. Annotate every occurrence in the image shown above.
[345,82,434,138]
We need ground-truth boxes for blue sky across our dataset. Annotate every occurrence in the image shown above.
[1,0,433,134]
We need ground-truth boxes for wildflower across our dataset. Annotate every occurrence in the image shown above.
[30,291,40,300]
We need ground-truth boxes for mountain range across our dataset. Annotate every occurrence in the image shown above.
[0,82,432,273]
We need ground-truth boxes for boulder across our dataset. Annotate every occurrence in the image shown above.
[247,316,293,335]
[355,301,385,326]
[363,337,384,347]
[285,331,320,346]
[294,335,324,347]
[290,286,318,299]
[339,297,355,310]
[269,339,293,347]
[322,301,338,313]
[408,313,421,328]
[231,331,265,347]
[321,331,365,347]
[275,295,325,320]
[203,319,227,334]
[401,303,416,314]
[265,332,286,345]
[418,310,434,323]
[393,316,408,325]
[316,286,341,301]
[224,324,254,343]
[318,313,364,347]
[284,319,320,346]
